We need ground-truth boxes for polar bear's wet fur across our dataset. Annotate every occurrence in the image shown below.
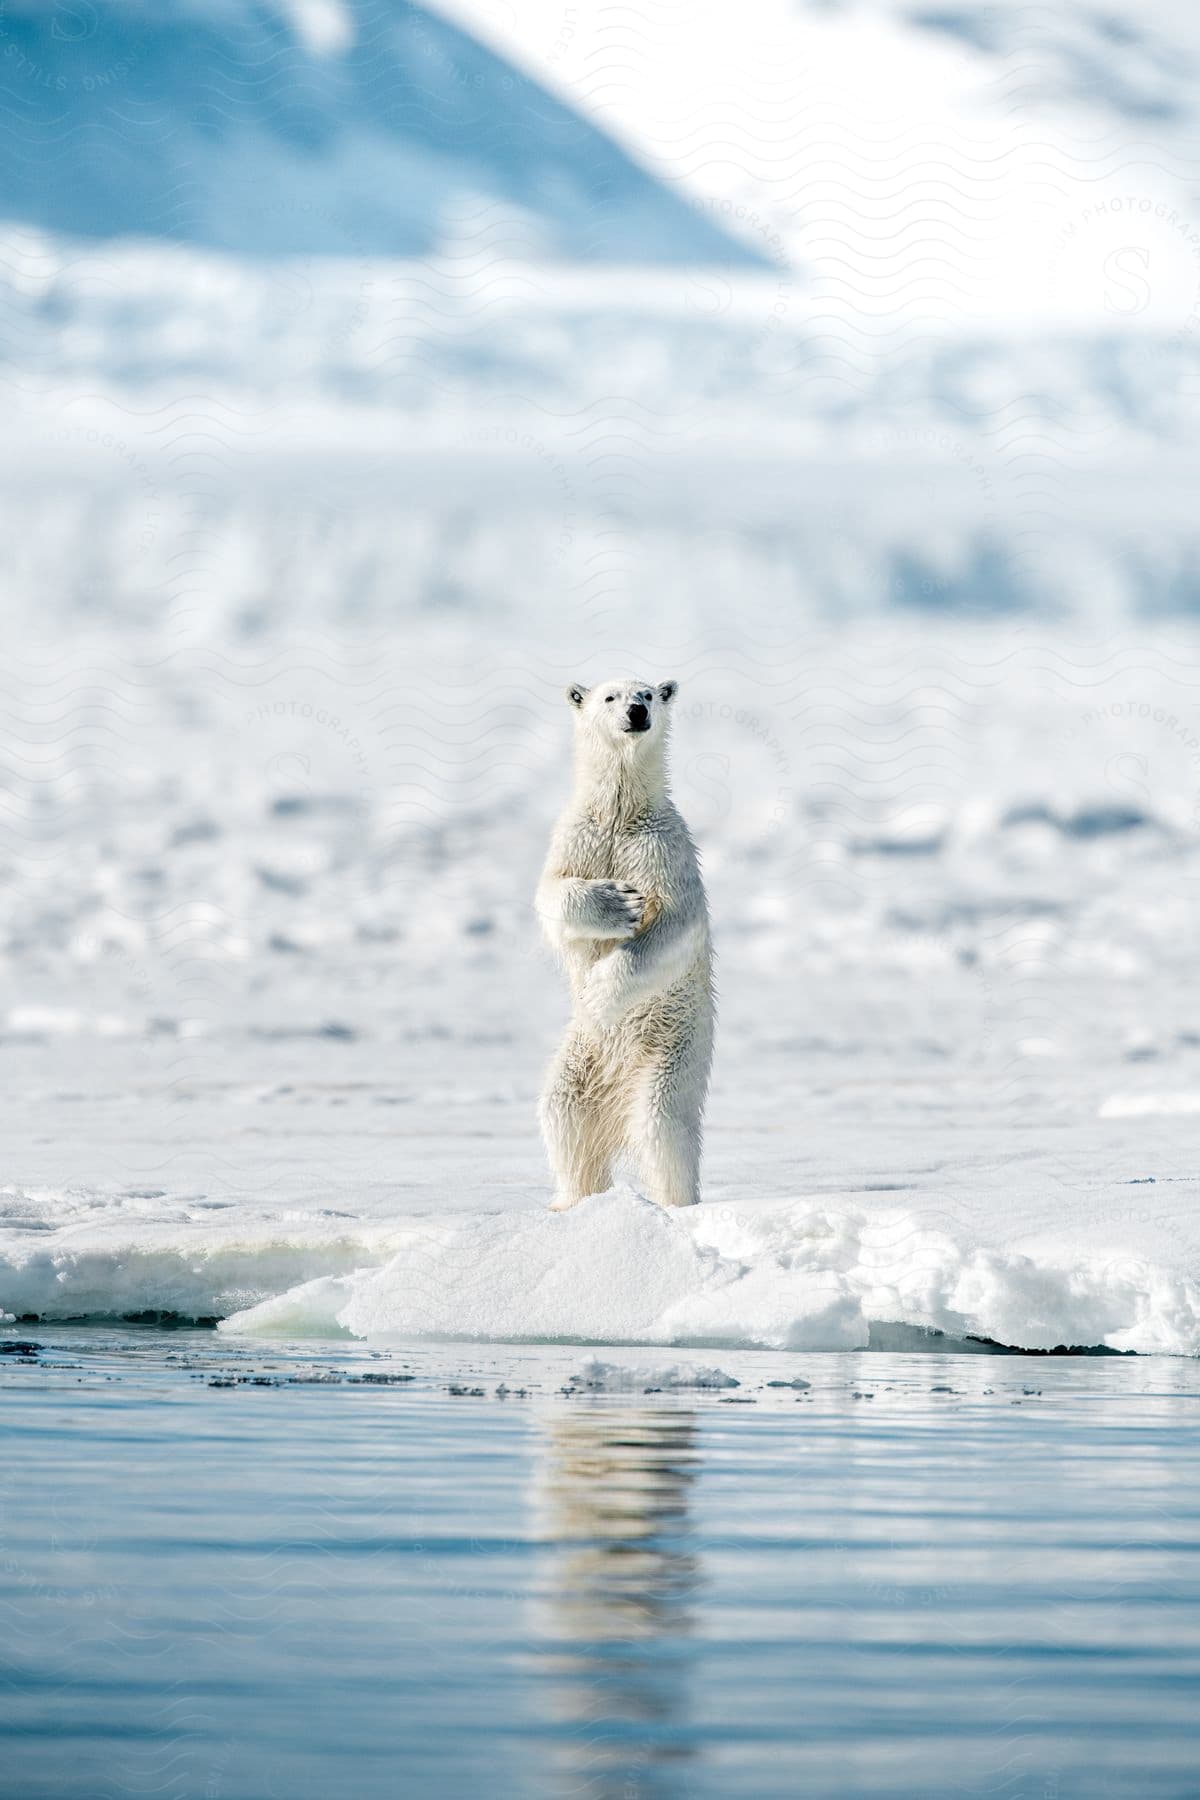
[537,677,714,1210]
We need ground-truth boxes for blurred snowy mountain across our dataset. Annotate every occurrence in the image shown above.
[444,0,1200,326]
[0,0,754,262]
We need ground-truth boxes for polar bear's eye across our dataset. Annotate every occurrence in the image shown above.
[605,694,615,702]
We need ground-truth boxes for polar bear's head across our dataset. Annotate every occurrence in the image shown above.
[565,678,678,751]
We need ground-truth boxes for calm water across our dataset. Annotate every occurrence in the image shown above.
[2,1332,1199,1799]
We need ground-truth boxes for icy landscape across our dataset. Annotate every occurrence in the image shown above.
[6,7,1200,1798]
[2,0,1200,1357]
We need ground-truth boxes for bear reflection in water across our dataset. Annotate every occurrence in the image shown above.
[531,1408,701,1793]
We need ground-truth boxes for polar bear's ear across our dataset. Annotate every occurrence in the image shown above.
[565,683,589,708]
[658,680,679,704]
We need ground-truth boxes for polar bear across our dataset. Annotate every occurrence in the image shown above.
[536,677,714,1210]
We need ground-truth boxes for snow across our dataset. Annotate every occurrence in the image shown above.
[1100,1093,1200,1119]
[563,1356,741,1391]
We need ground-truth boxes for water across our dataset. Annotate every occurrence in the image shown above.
[3,1332,1199,1799]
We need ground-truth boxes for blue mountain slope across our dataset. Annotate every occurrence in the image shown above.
[0,0,758,263]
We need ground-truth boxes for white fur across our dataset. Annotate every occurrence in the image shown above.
[536,677,715,1210]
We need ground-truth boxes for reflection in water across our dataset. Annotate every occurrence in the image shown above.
[532,1407,701,1799]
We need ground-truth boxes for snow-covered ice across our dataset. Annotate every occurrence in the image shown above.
[220,1186,1200,1354]
[2,1171,1197,1354]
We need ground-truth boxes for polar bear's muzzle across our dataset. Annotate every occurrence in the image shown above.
[624,702,651,733]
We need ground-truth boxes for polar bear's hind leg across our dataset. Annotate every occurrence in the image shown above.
[539,1039,616,1211]
[630,1079,702,1209]
[641,1113,700,1209]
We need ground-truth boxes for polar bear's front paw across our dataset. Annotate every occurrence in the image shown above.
[589,881,645,939]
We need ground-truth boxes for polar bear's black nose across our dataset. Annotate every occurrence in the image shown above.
[627,702,650,732]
